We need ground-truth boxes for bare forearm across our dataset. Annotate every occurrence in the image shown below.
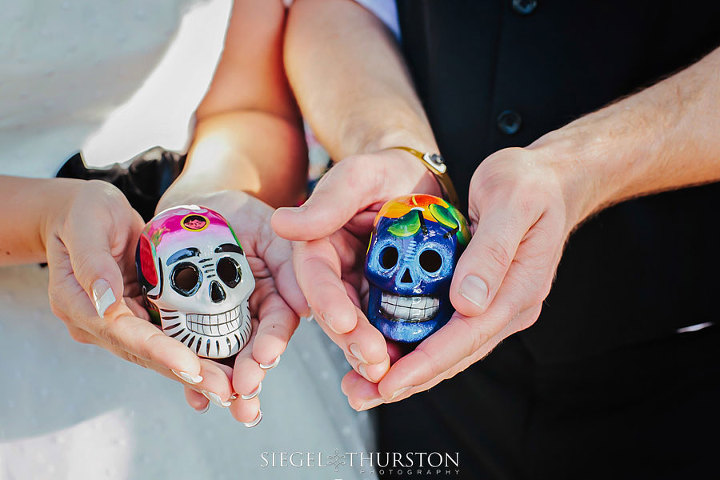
[159,111,307,209]
[285,0,438,159]
[530,45,720,226]
[159,0,307,210]
[0,176,80,264]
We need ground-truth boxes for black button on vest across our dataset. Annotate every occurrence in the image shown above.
[496,110,522,135]
[512,0,537,15]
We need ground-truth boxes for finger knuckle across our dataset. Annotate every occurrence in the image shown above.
[458,316,485,356]
[71,252,94,278]
[68,327,92,344]
[415,346,443,379]
[48,295,68,321]
[483,241,513,273]
[528,282,552,307]
[121,351,147,369]
[96,324,122,350]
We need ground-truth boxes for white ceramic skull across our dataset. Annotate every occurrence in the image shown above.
[136,205,254,359]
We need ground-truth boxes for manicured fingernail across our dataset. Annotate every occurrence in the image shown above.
[241,382,262,400]
[358,398,384,411]
[172,369,203,384]
[322,312,342,334]
[259,356,280,370]
[244,410,263,428]
[348,343,367,364]
[390,386,413,401]
[91,279,116,318]
[459,275,489,310]
[201,390,231,408]
[197,403,210,414]
[229,393,239,400]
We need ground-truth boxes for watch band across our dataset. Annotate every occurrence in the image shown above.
[388,146,461,207]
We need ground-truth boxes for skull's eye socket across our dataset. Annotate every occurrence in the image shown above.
[379,246,399,270]
[217,257,241,288]
[171,262,201,296]
[419,249,443,273]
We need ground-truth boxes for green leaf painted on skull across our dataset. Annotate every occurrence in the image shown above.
[429,203,471,246]
[429,204,458,230]
[387,210,422,237]
[150,227,168,247]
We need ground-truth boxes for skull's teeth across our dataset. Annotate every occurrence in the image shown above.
[186,306,241,336]
[380,293,440,322]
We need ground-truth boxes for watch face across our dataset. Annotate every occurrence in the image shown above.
[423,152,447,173]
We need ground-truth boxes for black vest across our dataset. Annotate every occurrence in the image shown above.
[397,0,720,362]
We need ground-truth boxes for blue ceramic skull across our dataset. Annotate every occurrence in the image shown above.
[364,194,471,343]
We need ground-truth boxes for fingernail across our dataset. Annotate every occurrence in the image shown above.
[230,393,239,401]
[459,275,489,310]
[348,344,367,364]
[390,386,413,401]
[172,369,203,384]
[364,356,390,382]
[358,398,384,411]
[244,410,263,428]
[322,312,342,334]
[201,390,231,408]
[241,382,262,400]
[91,279,116,318]
[358,363,369,380]
[259,356,281,370]
[197,403,210,414]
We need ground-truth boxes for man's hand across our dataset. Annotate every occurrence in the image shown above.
[338,147,584,408]
[44,180,234,402]
[159,190,307,424]
[272,149,441,390]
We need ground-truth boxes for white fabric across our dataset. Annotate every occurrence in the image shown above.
[0,1,376,478]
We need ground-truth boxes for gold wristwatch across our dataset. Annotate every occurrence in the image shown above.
[388,146,460,207]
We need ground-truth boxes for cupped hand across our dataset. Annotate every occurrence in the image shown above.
[45,180,234,402]
[340,146,584,409]
[160,190,307,423]
[271,149,441,384]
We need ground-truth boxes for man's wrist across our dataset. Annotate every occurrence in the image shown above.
[524,131,609,231]
[378,147,444,198]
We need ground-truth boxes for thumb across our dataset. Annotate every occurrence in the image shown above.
[272,157,383,241]
[64,212,140,318]
[449,208,527,317]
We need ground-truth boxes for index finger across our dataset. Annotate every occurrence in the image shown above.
[293,238,358,334]
[375,273,529,399]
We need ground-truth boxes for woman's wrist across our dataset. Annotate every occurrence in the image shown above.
[39,178,85,250]
[156,184,254,215]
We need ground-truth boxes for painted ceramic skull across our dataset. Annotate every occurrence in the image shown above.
[364,195,470,343]
[135,205,254,359]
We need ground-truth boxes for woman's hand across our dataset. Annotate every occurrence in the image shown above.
[159,190,307,424]
[340,146,585,408]
[44,179,234,403]
[271,149,441,392]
